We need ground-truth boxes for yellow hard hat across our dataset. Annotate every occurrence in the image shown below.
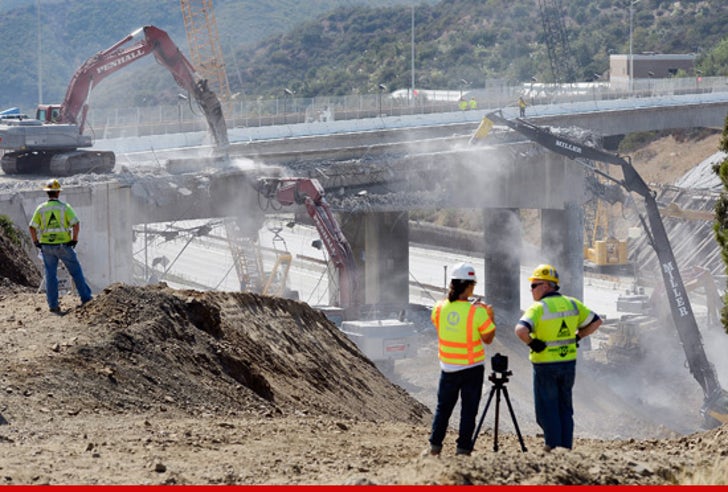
[42,179,62,192]
[528,264,559,285]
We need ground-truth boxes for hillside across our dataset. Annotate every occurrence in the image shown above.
[200,0,728,98]
[1,0,727,109]
[0,0,427,110]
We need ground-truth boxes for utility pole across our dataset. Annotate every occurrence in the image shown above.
[36,0,43,104]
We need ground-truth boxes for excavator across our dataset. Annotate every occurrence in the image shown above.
[477,110,728,428]
[254,177,360,315]
[253,176,418,374]
[0,25,229,176]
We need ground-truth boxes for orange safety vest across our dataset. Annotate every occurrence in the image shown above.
[432,300,494,366]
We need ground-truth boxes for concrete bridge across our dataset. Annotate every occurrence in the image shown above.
[1,91,726,320]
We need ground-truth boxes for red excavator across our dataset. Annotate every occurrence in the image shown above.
[0,25,228,176]
[253,176,418,375]
[254,177,359,314]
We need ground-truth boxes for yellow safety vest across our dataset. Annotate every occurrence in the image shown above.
[521,294,592,364]
[30,200,77,244]
[431,300,494,366]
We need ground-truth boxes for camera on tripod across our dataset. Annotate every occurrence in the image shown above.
[491,353,511,377]
[472,352,527,452]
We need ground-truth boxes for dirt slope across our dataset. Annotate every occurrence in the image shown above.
[0,274,727,486]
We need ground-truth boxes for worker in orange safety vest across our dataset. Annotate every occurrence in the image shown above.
[426,262,496,457]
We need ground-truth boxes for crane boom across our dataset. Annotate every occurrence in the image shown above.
[481,110,728,427]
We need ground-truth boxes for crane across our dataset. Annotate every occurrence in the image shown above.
[537,0,578,83]
[179,0,232,107]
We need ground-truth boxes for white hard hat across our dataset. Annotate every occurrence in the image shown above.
[450,262,477,282]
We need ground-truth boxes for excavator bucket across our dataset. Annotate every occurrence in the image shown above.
[702,390,728,428]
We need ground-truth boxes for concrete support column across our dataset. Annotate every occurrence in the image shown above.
[541,201,584,300]
[341,211,409,311]
[483,208,522,340]
[364,212,410,309]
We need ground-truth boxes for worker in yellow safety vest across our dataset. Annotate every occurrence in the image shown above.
[518,96,527,117]
[29,179,93,314]
[426,262,496,457]
[515,264,602,451]
[458,97,468,111]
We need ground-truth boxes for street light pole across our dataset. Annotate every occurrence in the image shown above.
[284,88,293,124]
[629,0,640,93]
[411,4,415,106]
[459,79,469,98]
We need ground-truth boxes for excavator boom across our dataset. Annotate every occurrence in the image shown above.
[480,110,728,427]
[56,25,228,149]
[254,177,359,313]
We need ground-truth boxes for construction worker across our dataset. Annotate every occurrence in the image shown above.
[515,264,602,451]
[427,262,496,456]
[29,179,93,314]
[458,97,468,111]
[469,97,478,110]
[518,96,527,117]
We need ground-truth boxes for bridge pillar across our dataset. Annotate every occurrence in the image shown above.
[541,201,584,300]
[341,211,409,312]
[483,208,521,339]
[364,212,410,310]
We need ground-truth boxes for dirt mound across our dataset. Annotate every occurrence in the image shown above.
[0,218,41,289]
[3,282,429,425]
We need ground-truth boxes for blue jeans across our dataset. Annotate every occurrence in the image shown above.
[429,365,484,452]
[41,244,92,309]
[533,360,576,449]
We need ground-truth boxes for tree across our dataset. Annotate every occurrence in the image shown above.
[711,114,728,334]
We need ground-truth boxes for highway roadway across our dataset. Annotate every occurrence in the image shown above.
[131,218,630,322]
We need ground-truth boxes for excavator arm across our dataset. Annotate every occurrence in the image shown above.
[482,110,728,427]
[254,177,359,313]
[54,25,229,149]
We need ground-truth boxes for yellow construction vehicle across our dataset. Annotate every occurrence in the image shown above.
[224,219,298,300]
[584,197,629,272]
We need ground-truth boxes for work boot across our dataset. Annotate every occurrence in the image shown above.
[49,306,64,316]
[455,447,471,456]
[421,444,441,457]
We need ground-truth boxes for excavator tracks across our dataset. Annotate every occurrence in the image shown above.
[1,150,115,176]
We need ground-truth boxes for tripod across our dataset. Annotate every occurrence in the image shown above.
[472,368,527,452]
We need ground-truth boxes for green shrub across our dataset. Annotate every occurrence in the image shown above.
[0,215,21,246]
